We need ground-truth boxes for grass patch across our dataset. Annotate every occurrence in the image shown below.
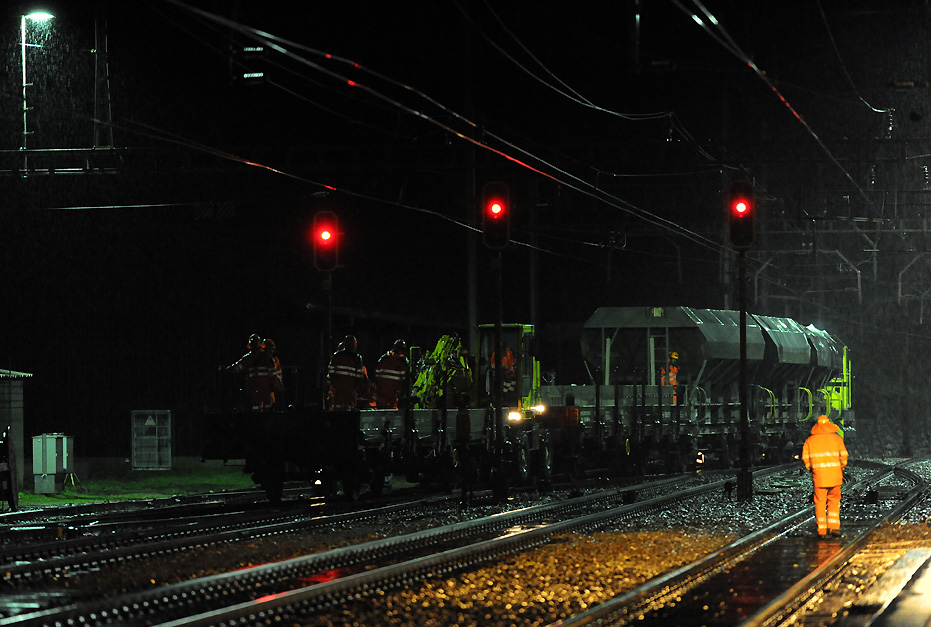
[14,466,256,507]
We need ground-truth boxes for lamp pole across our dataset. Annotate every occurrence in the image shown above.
[20,12,54,175]
[21,14,28,173]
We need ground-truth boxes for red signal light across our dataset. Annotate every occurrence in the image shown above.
[312,211,339,271]
[481,182,510,249]
[726,181,755,249]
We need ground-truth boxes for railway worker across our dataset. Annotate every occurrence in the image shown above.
[802,414,849,538]
[265,338,285,409]
[327,335,369,410]
[449,346,474,406]
[375,339,410,409]
[221,334,278,413]
[660,351,679,404]
[490,345,517,405]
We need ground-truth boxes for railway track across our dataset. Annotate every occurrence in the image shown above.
[748,460,931,627]
[7,461,920,627]
[0,491,460,589]
[0,470,732,625]
[547,461,925,626]
[0,466,787,626]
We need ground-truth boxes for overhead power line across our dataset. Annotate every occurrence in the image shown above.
[165,0,730,258]
[674,0,880,219]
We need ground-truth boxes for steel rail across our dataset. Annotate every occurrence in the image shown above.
[546,461,902,626]
[4,471,761,626]
[152,476,751,627]
[0,498,426,583]
[738,464,928,627]
[147,467,792,626]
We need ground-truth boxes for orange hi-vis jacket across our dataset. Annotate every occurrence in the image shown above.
[802,415,848,488]
[226,348,278,412]
[328,347,367,410]
[375,350,409,409]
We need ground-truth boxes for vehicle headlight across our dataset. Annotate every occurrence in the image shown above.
[507,411,522,422]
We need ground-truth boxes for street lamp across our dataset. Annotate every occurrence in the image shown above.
[21,10,54,174]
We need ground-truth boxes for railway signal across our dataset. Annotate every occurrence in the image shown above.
[312,210,339,272]
[727,181,756,249]
[725,180,756,498]
[482,181,510,250]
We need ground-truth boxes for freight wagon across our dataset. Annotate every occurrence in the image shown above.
[203,306,852,501]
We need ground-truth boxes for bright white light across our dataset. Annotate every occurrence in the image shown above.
[531,404,546,414]
[25,12,54,21]
[507,411,522,422]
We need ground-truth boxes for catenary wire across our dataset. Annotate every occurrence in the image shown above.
[9,4,921,342]
[816,0,893,115]
[147,0,422,142]
[460,1,755,178]
[675,0,880,219]
[456,0,672,121]
[16,0,809,304]
[165,0,728,256]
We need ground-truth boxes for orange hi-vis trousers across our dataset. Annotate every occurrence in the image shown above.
[813,485,842,535]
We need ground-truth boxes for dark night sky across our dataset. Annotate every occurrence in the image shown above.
[3,0,927,456]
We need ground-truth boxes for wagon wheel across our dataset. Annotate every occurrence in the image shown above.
[513,435,531,484]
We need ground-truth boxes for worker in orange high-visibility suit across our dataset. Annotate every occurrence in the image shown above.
[327,335,369,410]
[490,346,517,405]
[222,334,278,413]
[802,415,848,538]
[375,339,410,409]
[660,351,679,404]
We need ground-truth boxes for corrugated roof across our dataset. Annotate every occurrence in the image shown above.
[0,369,33,379]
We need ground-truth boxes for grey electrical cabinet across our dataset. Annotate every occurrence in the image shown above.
[131,410,172,470]
[32,433,73,493]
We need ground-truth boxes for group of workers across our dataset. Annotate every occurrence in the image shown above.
[327,335,410,411]
[222,333,410,412]
[223,336,849,537]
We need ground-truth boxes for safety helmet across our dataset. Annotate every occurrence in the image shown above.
[248,334,265,350]
[670,351,679,360]
[265,338,276,351]
[393,339,407,355]
[344,334,358,352]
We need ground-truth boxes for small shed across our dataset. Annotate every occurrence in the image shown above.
[0,369,32,487]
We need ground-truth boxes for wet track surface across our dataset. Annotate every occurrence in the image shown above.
[637,531,848,625]
[4,461,931,626]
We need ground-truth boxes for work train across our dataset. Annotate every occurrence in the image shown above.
[203,306,853,501]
